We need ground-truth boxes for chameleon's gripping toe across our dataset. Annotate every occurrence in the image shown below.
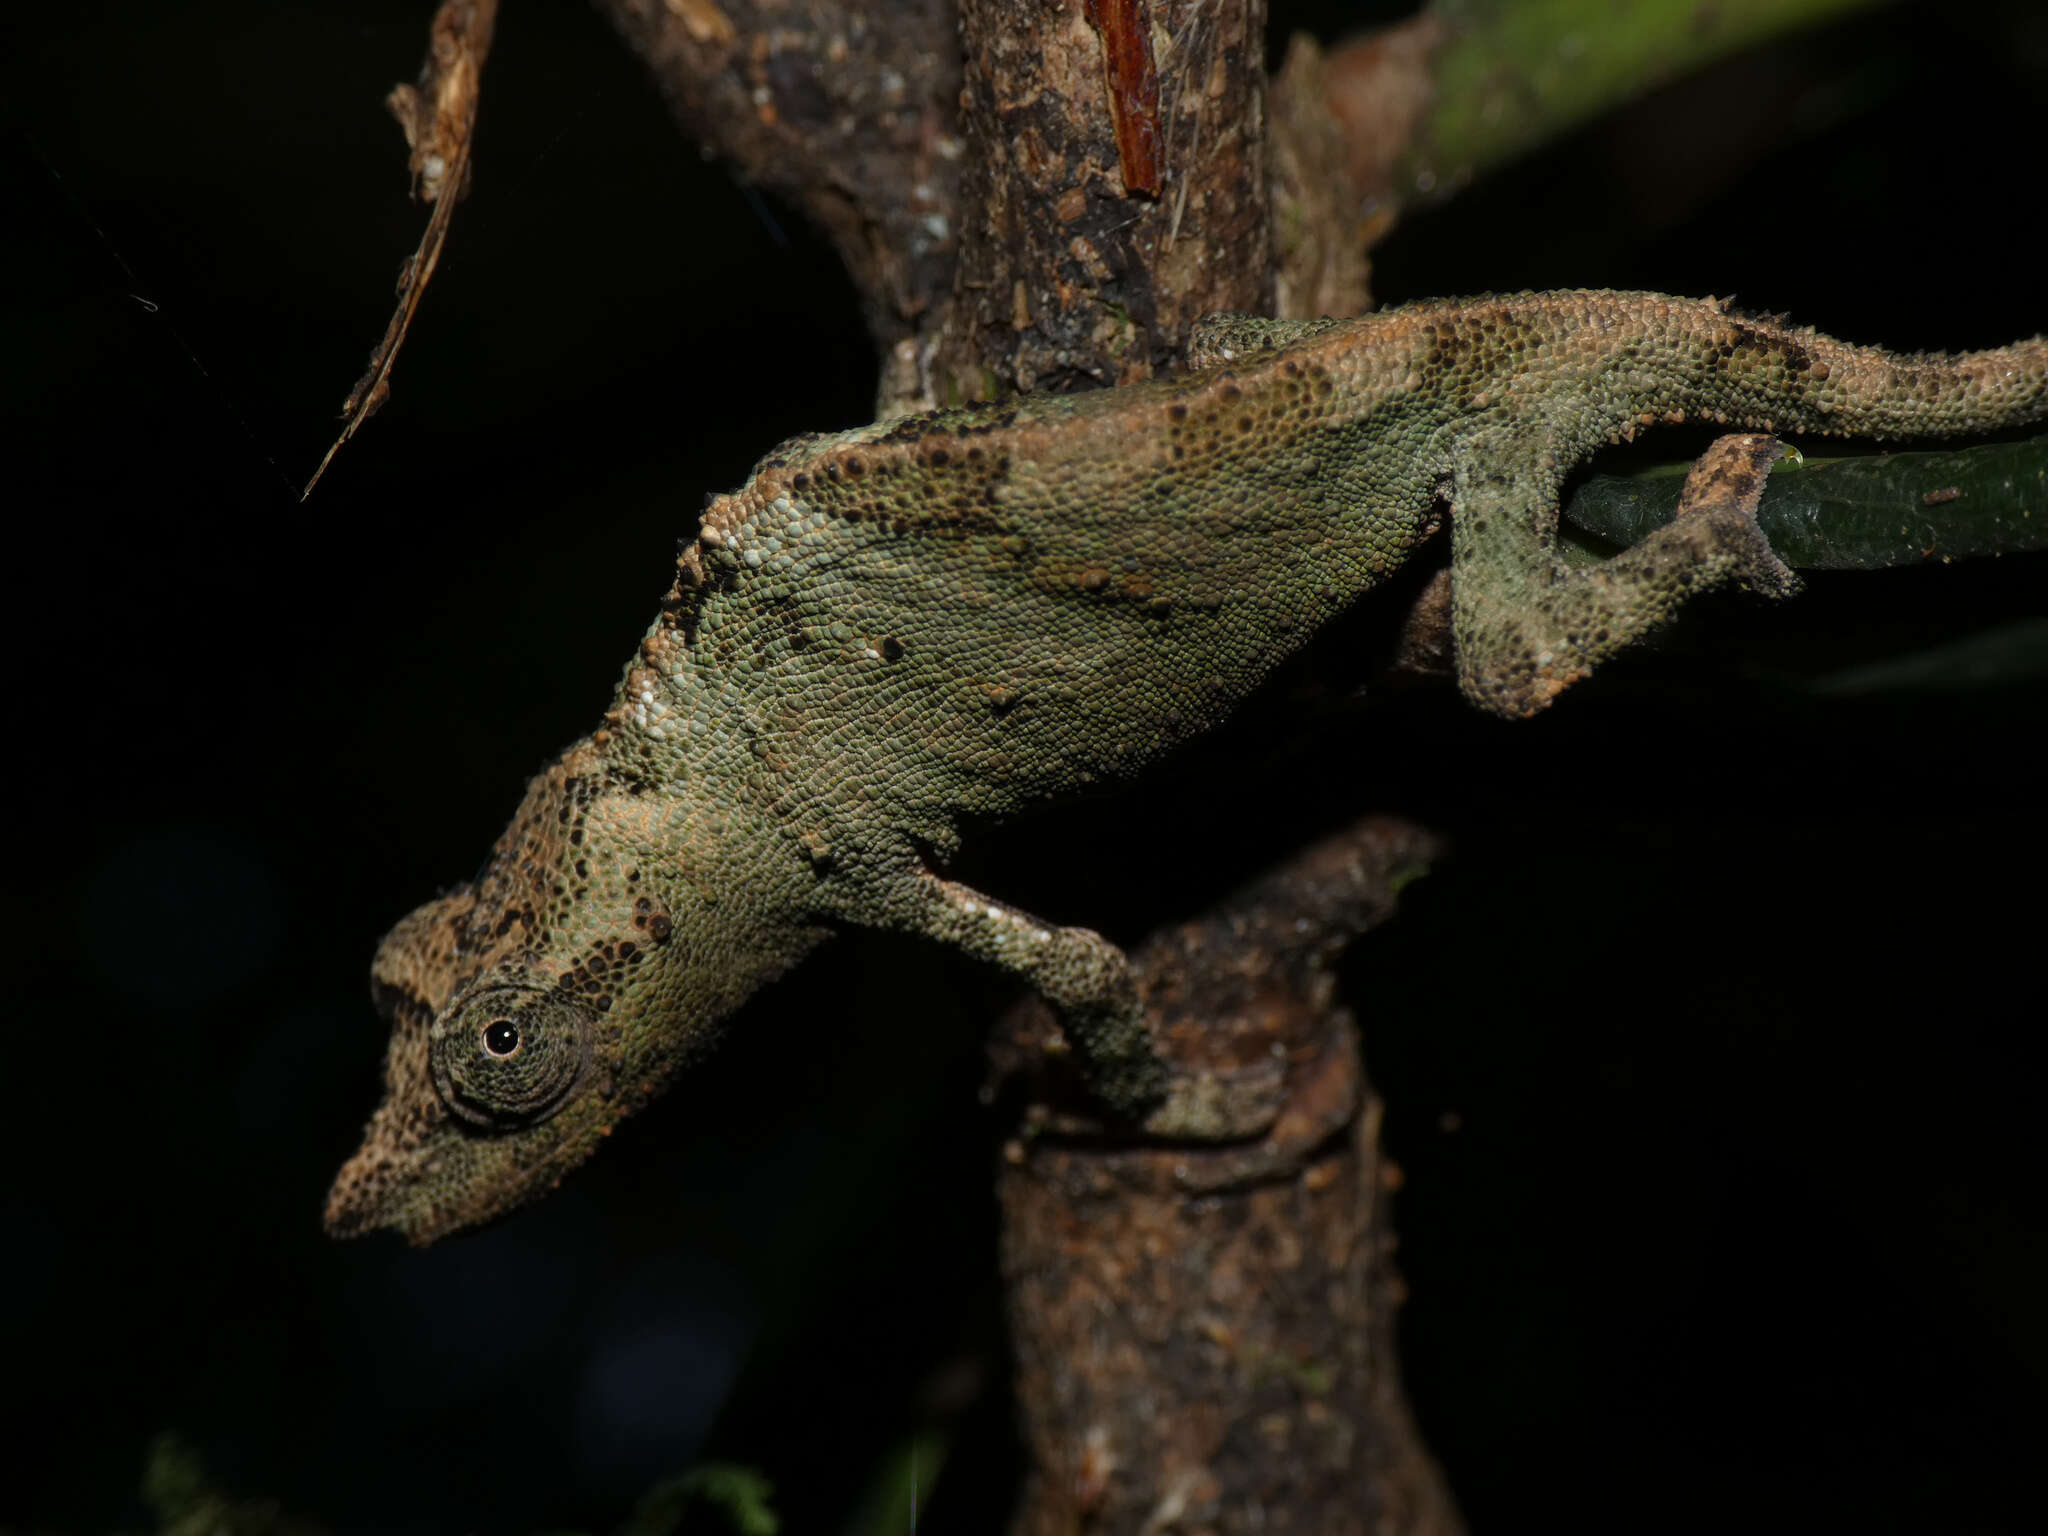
[1674,432,1801,599]
[1139,1058,1290,1141]
[1449,427,1812,716]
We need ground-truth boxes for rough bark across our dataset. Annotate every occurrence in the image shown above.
[922,0,1272,404]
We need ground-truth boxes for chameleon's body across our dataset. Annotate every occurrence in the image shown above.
[328,292,2046,1243]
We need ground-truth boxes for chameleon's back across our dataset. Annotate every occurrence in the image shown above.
[676,316,1444,837]
[663,291,2045,843]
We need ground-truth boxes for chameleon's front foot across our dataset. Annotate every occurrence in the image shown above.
[1027,973,1287,1141]
[907,872,1285,1140]
[1138,1059,1289,1140]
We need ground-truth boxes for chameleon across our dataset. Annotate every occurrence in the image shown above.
[326,291,2047,1244]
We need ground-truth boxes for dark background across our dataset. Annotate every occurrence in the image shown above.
[5,0,2044,1530]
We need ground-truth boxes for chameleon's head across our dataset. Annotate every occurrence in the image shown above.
[324,739,817,1244]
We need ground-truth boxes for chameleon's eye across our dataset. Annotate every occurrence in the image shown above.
[429,986,590,1128]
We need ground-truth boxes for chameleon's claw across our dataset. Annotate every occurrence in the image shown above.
[1676,432,1801,600]
[1139,1058,1288,1141]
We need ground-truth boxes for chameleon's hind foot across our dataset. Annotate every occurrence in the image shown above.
[1450,426,1801,716]
[1673,433,1800,599]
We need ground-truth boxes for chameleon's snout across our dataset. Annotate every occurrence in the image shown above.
[323,1080,624,1245]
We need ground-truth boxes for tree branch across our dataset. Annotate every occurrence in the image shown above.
[993,818,1460,1535]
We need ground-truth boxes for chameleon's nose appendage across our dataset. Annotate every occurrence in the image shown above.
[322,1076,475,1244]
[323,1135,414,1241]
[322,1136,485,1246]
[322,1094,611,1245]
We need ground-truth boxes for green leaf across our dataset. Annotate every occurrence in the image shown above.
[1562,434,2048,570]
[839,1428,948,1536]
[1412,0,1884,195]
[613,1463,779,1536]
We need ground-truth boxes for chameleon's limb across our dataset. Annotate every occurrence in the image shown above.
[905,871,1164,1106]
[901,873,1283,1139]
[1450,430,1796,716]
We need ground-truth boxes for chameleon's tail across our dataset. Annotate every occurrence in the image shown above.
[1655,297,2048,441]
[1766,329,2046,439]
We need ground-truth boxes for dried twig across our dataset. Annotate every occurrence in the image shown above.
[303,0,496,498]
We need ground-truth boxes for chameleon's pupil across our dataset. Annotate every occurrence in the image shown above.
[482,1019,521,1057]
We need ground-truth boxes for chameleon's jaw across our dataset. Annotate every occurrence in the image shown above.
[323,1085,620,1245]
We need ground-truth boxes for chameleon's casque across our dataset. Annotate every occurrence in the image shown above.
[328,293,2047,1243]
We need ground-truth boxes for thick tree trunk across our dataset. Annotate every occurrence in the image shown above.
[929,0,1274,399]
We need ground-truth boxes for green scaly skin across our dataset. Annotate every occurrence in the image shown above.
[328,291,2046,1243]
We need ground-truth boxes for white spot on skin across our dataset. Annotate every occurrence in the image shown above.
[744,550,764,569]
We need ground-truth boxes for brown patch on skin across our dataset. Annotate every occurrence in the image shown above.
[1676,433,1784,517]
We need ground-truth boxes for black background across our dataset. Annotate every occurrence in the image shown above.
[5,0,2045,1530]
